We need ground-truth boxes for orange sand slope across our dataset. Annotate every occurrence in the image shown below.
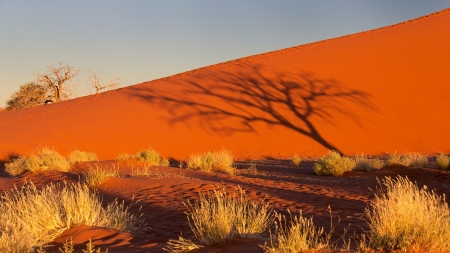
[1,8,450,161]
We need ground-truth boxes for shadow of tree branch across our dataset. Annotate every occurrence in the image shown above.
[127,65,378,154]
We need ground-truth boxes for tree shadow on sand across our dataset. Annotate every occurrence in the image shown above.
[127,65,378,154]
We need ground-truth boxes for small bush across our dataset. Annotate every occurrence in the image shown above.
[0,181,145,251]
[365,176,450,252]
[176,186,273,247]
[83,164,119,186]
[436,153,450,170]
[136,148,169,166]
[116,152,134,162]
[4,147,70,176]
[313,150,355,176]
[187,148,235,174]
[292,155,302,166]
[68,150,98,164]
[260,210,330,253]
[387,152,428,168]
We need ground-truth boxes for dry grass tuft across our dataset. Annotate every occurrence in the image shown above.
[164,235,203,253]
[313,150,355,176]
[168,186,273,249]
[83,164,119,186]
[366,176,450,252]
[0,181,145,251]
[387,152,428,168]
[136,148,169,166]
[131,166,185,178]
[5,147,70,176]
[436,153,450,170]
[260,210,331,253]
[187,148,235,175]
[292,155,302,166]
[68,150,98,164]
[353,154,384,172]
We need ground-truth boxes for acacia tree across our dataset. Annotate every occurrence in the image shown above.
[5,82,47,110]
[86,70,121,94]
[35,63,81,103]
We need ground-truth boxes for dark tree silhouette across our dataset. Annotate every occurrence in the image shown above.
[128,65,376,154]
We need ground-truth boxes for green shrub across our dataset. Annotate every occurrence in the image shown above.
[0,181,145,251]
[4,147,70,176]
[365,176,450,252]
[313,150,355,176]
[68,150,98,164]
[187,148,235,174]
[436,154,450,170]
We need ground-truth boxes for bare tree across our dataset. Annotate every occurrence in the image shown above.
[35,63,81,103]
[86,70,121,94]
[5,82,47,110]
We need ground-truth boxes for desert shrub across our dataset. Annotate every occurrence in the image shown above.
[136,148,169,166]
[68,150,98,164]
[365,176,450,252]
[353,154,384,172]
[57,238,108,253]
[4,147,70,176]
[0,181,145,251]
[292,155,302,166]
[116,152,134,162]
[83,164,119,186]
[260,210,330,253]
[387,152,428,168]
[187,148,235,174]
[436,153,450,170]
[313,150,355,176]
[165,235,203,253]
[174,186,273,248]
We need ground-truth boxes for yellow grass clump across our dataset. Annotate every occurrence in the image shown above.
[365,176,450,252]
[387,152,428,168]
[436,153,450,170]
[5,147,70,176]
[68,150,98,164]
[292,155,302,166]
[83,164,119,186]
[352,154,384,172]
[166,186,273,251]
[260,210,331,253]
[0,181,145,251]
[313,150,355,176]
[187,148,235,175]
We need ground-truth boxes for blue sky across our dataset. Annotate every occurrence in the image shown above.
[1,1,449,107]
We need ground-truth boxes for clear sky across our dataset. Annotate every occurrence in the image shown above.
[1,1,449,108]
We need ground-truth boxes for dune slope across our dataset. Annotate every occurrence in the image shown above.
[1,8,450,160]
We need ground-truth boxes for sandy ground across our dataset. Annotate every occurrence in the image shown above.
[1,159,449,252]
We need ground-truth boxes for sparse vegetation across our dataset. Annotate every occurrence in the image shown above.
[387,152,428,168]
[5,147,70,176]
[247,161,258,175]
[353,154,384,171]
[0,181,145,251]
[292,155,302,166]
[313,150,355,176]
[187,148,235,174]
[83,164,119,186]
[436,153,450,170]
[167,186,273,250]
[131,166,185,178]
[260,210,331,253]
[136,148,169,166]
[365,176,450,252]
[68,150,98,164]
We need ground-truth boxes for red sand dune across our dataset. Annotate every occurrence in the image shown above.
[1,8,450,161]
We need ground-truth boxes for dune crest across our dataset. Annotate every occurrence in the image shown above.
[1,8,450,160]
